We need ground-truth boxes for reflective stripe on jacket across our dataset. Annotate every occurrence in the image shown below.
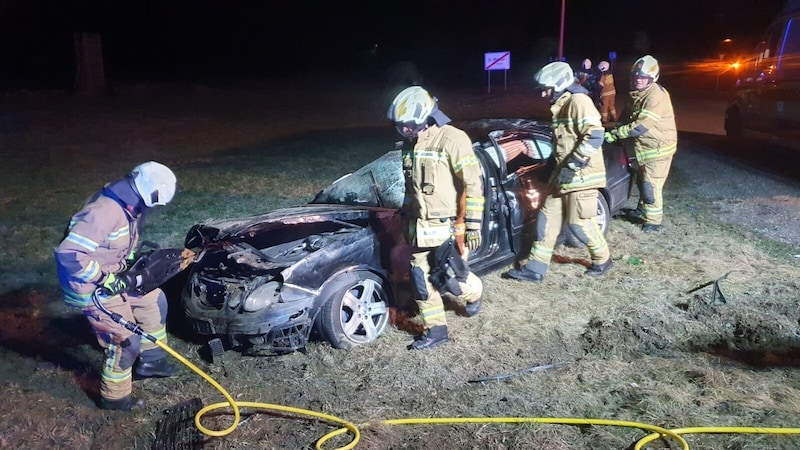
[619,83,677,164]
[54,193,139,308]
[550,90,607,194]
[403,124,484,248]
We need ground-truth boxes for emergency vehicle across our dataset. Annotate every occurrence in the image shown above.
[725,0,800,147]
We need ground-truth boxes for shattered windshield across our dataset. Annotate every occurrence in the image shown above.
[311,151,404,208]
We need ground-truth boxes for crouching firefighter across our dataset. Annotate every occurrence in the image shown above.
[387,86,485,350]
[54,161,182,411]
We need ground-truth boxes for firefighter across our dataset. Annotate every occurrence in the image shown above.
[55,161,179,410]
[605,55,677,233]
[507,61,613,282]
[575,58,597,93]
[387,86,484,350]
[597,60,618,124]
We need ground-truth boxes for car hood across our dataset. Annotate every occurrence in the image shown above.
[190,204,396,242]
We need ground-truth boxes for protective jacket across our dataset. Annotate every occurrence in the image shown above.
[55,179,141,308]
[616,82,677,164]
[599,73,616,98]
[402,124,484,248]
[550,86,607,194]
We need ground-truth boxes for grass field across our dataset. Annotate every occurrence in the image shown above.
[2,77,800,449]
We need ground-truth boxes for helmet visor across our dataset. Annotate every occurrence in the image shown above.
[394,121,427,138]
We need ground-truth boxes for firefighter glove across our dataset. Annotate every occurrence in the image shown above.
[465,229,481,251]
[556,167,576,185]
[604,130,618,143]
[100,272,128,295]
[565,154,590,171]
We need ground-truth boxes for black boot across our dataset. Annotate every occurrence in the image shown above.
[465,298,482,317]
[410,325,449,350]
[642,223,662,233]
[134,357,178,379]
[506,264,544,282]
[585,258,614,276]
[100,396,145,411]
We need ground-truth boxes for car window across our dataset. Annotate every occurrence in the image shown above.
[533,138,553,159]
[310,151,405,209]
[482,142,503,169]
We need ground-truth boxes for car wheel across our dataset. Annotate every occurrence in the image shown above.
[560,193,611,248]
[316,271,390,349]
[725,106,742,137]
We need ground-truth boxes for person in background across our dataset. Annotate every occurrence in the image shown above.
[387,86,484,350]
[507,61,613,283]
[54,161,179,411]
[597,60,618,124]
[605,55,677,233]
[575,58,597,93]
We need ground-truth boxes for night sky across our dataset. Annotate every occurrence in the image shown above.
[0,0,788,90]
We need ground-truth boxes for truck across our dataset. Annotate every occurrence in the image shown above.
[724,0,800,147]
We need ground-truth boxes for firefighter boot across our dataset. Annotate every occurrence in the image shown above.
[465,298,482,317]
[585,258,614,276]
[506,263,544,283]
[642,223,662,233]
[134,357,178,379]
[100,396,145,411]
[410,325,449,350]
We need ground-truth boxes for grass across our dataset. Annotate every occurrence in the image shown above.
[2,79,800,449]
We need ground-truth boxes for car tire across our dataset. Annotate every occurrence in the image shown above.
[316,270,390,349]
[725,106,743,137]
[560,193,611,248]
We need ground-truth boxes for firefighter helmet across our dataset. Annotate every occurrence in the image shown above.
[631,55,660,82]
[131,161,176,207]
[387,86,436,125]
[582,58,592,70]
[598,61,610,72]
[533,61,575,93]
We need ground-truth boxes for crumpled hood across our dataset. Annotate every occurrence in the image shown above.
[197,204,395,240]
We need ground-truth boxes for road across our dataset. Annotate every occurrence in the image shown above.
[670,89,800,180]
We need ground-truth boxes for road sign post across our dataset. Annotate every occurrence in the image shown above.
[484,51,511,93]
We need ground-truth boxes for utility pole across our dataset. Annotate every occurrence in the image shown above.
[558,0,565,61]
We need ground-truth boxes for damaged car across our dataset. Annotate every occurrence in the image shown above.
[181,119,634,355]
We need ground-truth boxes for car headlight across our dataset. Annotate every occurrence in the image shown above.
[242,281,282,312]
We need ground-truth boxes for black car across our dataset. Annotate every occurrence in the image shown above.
[181,119,633,355]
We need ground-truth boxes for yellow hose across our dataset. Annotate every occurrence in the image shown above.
[155,340,800,450]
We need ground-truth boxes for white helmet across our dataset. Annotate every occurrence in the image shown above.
[533,61,575,93]
[631,55,660,82]
[582,58,592,70]
[131,161,176,207]
[598,61,610,72]
[387,86,435,125]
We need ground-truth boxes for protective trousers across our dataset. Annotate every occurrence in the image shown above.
[526,189,610,275]
[600,94,617,123]
[637,156,673,226]
[411,249,482,330]
[81,289,170,401]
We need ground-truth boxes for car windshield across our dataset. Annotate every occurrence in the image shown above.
[311,151,405,208]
